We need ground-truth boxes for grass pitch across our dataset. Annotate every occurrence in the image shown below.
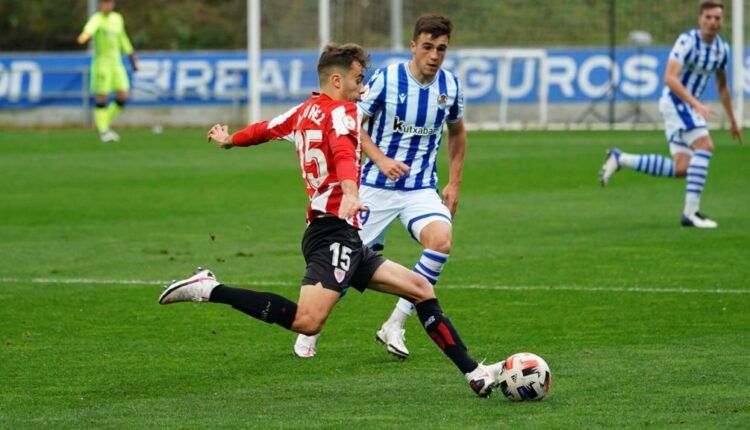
[1,128,749,429]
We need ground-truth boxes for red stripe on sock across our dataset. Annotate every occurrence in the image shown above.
[429,332,446,350]
[437,322,456,346]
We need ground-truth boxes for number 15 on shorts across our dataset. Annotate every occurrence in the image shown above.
[329,242,351,270]
[330,242,351,284]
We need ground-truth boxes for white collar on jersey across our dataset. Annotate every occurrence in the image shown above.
[406,61,440,89]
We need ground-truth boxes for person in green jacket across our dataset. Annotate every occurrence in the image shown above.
[77,0,138,142]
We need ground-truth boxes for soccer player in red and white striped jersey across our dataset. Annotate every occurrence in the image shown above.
[222,86,365,228]
[159,43,504,398]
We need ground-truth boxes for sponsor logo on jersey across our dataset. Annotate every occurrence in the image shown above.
[392,116,439,136]
[398,93,407,103]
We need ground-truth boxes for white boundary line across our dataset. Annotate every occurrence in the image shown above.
[0,277,297,287]
[441,284,749,295]
[1,277,747,295]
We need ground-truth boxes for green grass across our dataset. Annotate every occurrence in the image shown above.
[1,128,749,429]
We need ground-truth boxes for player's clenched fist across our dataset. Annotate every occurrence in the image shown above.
[207,124,233,148]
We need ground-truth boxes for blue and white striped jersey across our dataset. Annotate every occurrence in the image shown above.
[357,62,464,190]
[661,28,730,102]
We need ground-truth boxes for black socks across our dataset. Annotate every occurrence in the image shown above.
[415,298,478,374]
[209,285,297,330]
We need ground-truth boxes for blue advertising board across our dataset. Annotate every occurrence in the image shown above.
[1,48,749,108]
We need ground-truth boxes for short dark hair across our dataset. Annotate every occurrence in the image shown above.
[412,15,452,41]
[699,1,723,14]
[317,43,369,85]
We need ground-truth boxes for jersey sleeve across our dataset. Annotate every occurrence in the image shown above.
[668,33,694,65]
[231,103,301,146]
[718,42,730,71]
[82,13,100,35]
[329,103,360,182]
[119,20,134,55]
[446,75,464,124]
[357,68,386,117]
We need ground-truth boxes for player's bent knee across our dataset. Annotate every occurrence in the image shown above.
[292,315,324,335]
[428,238,451,254]
[421,231,452,254]
[411,289,436,305]
[692,137,714,153]
[410,275,435,303]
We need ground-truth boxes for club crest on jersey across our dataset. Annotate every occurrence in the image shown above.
[437,94,448,110]
[343,115,356,131]
[392,116,439,136]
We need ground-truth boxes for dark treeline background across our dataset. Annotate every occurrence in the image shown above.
[0,0,737,52]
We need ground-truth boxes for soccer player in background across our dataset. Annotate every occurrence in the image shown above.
[158,43,504,398]
[77,0,138,143]
[295,15,467,359]
[599,1,742,228]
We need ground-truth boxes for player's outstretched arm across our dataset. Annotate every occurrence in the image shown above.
[442,119,466,217]
[209,107,298,150]
[715,70,743,144]
[207,124,234,149]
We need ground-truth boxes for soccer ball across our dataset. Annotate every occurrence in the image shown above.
[498,352,551,401]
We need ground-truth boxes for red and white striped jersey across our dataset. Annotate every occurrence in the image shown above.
[231,92,363,228]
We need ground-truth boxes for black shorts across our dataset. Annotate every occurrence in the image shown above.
[301,216,386,293]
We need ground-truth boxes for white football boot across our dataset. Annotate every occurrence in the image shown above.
[158,268,219,304]
[293,333,320,358]
[375,323,409,359]
[466,361,504,398]
[108,129,121,142]
[99,130,114,143]
[681,212,718,229]
[599,148,621,187]
[99,129,121,143]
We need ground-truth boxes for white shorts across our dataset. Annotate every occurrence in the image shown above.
[659,95,709,156]
[356,186,452,248]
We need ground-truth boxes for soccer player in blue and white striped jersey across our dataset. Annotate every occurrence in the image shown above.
[600,1,742,228]
[294,15,468,359]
